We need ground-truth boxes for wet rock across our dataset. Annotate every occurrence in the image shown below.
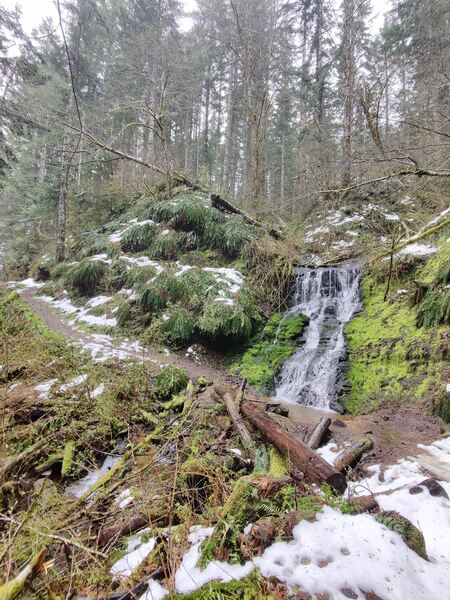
[409,478,449,499]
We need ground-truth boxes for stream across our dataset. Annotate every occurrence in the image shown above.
[274,263,361,411]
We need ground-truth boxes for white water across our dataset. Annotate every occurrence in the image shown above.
[274,264,361,410]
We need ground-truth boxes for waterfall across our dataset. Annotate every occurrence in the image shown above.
[274,263,361,411]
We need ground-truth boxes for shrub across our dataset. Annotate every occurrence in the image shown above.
[150,230,183,260]
[155,364,189,399]
[76,233,118,260]
[125,265,158,290]
[67,260,106,296]
[160,308,195,346]
[198,299,253,342]
[416,289,450,328]
[140,286,167,312]
[120,223,157,252]
[51,262,71,280]
[153,272,189,303]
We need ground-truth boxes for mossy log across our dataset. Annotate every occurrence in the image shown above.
[241,401,346,493]
[0,548,46,600]
[334,436,374,472]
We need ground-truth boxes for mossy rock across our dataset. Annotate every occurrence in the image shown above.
[155,364,189,399]
[375,511,427,560]
[235,312,309,393]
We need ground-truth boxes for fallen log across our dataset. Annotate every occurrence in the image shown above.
[98,514,149,547]
[222,390,254,457]
[307,417,331,449]
[334,436,374,472]
[241,401,346,493]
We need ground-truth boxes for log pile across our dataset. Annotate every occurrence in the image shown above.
[214,381,374,495]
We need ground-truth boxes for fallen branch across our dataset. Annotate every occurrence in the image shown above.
[334,436,374,472]
[307,417,331,450]
[241,402,346,493]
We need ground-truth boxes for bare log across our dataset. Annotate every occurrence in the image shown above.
[222,391,254,456]
[241,402,346,493]
[98,515,149,547]
[307,417,331,449]
[334,436,374,472]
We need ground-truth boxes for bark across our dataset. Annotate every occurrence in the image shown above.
[55,131,70,263]
[241,401,347,493]
[307,417,331,450]
[334,436,373,472]
[341,0,356,188]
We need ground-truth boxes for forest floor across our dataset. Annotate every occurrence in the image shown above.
[21,287,446,472]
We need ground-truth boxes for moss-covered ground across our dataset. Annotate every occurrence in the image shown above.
[345,231,449,419]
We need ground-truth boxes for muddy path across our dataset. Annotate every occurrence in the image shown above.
[21,288,446,474]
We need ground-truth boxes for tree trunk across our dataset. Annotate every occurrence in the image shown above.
[341,0,356,188]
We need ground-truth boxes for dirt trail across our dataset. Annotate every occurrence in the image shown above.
[21,288,446,472]
[21,288,236,383]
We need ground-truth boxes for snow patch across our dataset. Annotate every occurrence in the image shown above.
[397,243,438,257]
[65,455,121,498]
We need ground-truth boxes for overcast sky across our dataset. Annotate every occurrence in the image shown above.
[3,0,390,36]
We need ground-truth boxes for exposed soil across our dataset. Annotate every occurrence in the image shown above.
[21,288,447,475]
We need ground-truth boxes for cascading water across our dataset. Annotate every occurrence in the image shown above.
[274,263,361,411]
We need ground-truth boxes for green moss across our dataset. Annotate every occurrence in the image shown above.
[155,364,189,399]
[375,511,427,559]
[235,313,309,393]
[61,440,75,479]
[160,394,186,417]
[200,475,295,566]
[345,269,448,415]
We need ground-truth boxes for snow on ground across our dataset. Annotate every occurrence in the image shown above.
[8,278,44,290]
[40,294,118,330]
[396,243,438,257]
[120,255,164,273]
[174,526,253,594]
[115,488,134,509]
[87,295,112,308]
[136,436,450,599]
[110,530,156,579]
[60,374,88,392]
[90,253,113,264]
[74,332,162,365]
[78,313,118,327]
[90,383,105,398]
[108,219,155,243]
[65,455,121,498]
[35,378,57,399]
